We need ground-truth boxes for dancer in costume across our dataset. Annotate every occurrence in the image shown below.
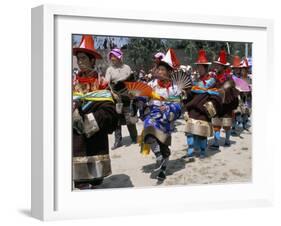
[72,35,118,189]
[138,49,182,181]
[211,50,239,148]
[230,55,243,134]
[105,48,138,150]
[182,49,222,159]
[239,58,252,130]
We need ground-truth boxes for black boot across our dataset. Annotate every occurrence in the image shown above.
[156,159,168,181]
[112,126,122,150]
[90,178,104,186]
[157,170,166,181]
[154,157,168,172]
[111,141,122,150]
[74,182,93,190]
[127,124,138,144]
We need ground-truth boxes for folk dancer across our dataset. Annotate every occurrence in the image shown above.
[138,49,182,181]
[72,35,118,189]
[211,50,239,148]
[230,55,244,134]
[239,57,252,130]
[183,49,222,159]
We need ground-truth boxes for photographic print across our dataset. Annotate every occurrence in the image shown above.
[72,34,252,190]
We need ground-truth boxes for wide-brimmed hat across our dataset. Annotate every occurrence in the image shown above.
[194,49,211,65]
[240,58,250,68]
[73,35,102,59]
[213,50,230,66]
[231,55,242,68]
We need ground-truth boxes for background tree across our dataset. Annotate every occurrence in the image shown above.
[123,38,166,72]
[73,35,252,73]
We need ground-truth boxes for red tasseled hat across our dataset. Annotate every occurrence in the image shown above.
[73,35,102,59]
[213,50,230,66]
[194,49,211,65]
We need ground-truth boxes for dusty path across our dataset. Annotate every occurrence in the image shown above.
[96,119,252,189]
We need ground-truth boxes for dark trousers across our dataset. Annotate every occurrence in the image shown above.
[114,124,138,143]
[146,135,171,159]
[146,135,171,172]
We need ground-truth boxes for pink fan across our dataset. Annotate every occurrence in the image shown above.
[232,75,251,92]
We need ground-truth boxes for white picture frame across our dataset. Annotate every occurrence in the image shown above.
[31,4,274,221]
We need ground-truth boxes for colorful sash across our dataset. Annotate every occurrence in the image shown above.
[73,90,114,102]
[165,95,181,102]
[191,86,220,96]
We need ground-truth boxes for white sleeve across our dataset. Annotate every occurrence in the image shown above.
[126,65,133,77]
[127,65,133,74]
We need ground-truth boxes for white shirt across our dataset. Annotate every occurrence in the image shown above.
[148,79,181,106]
[105,64,132,84]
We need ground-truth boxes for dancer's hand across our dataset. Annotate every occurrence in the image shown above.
[160,105,167,112]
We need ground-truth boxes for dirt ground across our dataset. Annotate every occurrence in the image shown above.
[95,118,252,189]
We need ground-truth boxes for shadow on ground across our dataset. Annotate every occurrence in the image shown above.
[142,158,186,177]
[95,174,134,189]
[207,137,237,155]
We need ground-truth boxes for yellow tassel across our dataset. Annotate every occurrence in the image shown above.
[151,91,162,100]
[139,130,150,156]
[141,143,150,156]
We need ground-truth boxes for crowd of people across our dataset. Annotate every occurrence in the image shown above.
[72,35,252,189]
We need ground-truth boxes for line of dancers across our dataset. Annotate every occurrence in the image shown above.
[72,35,251,188]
